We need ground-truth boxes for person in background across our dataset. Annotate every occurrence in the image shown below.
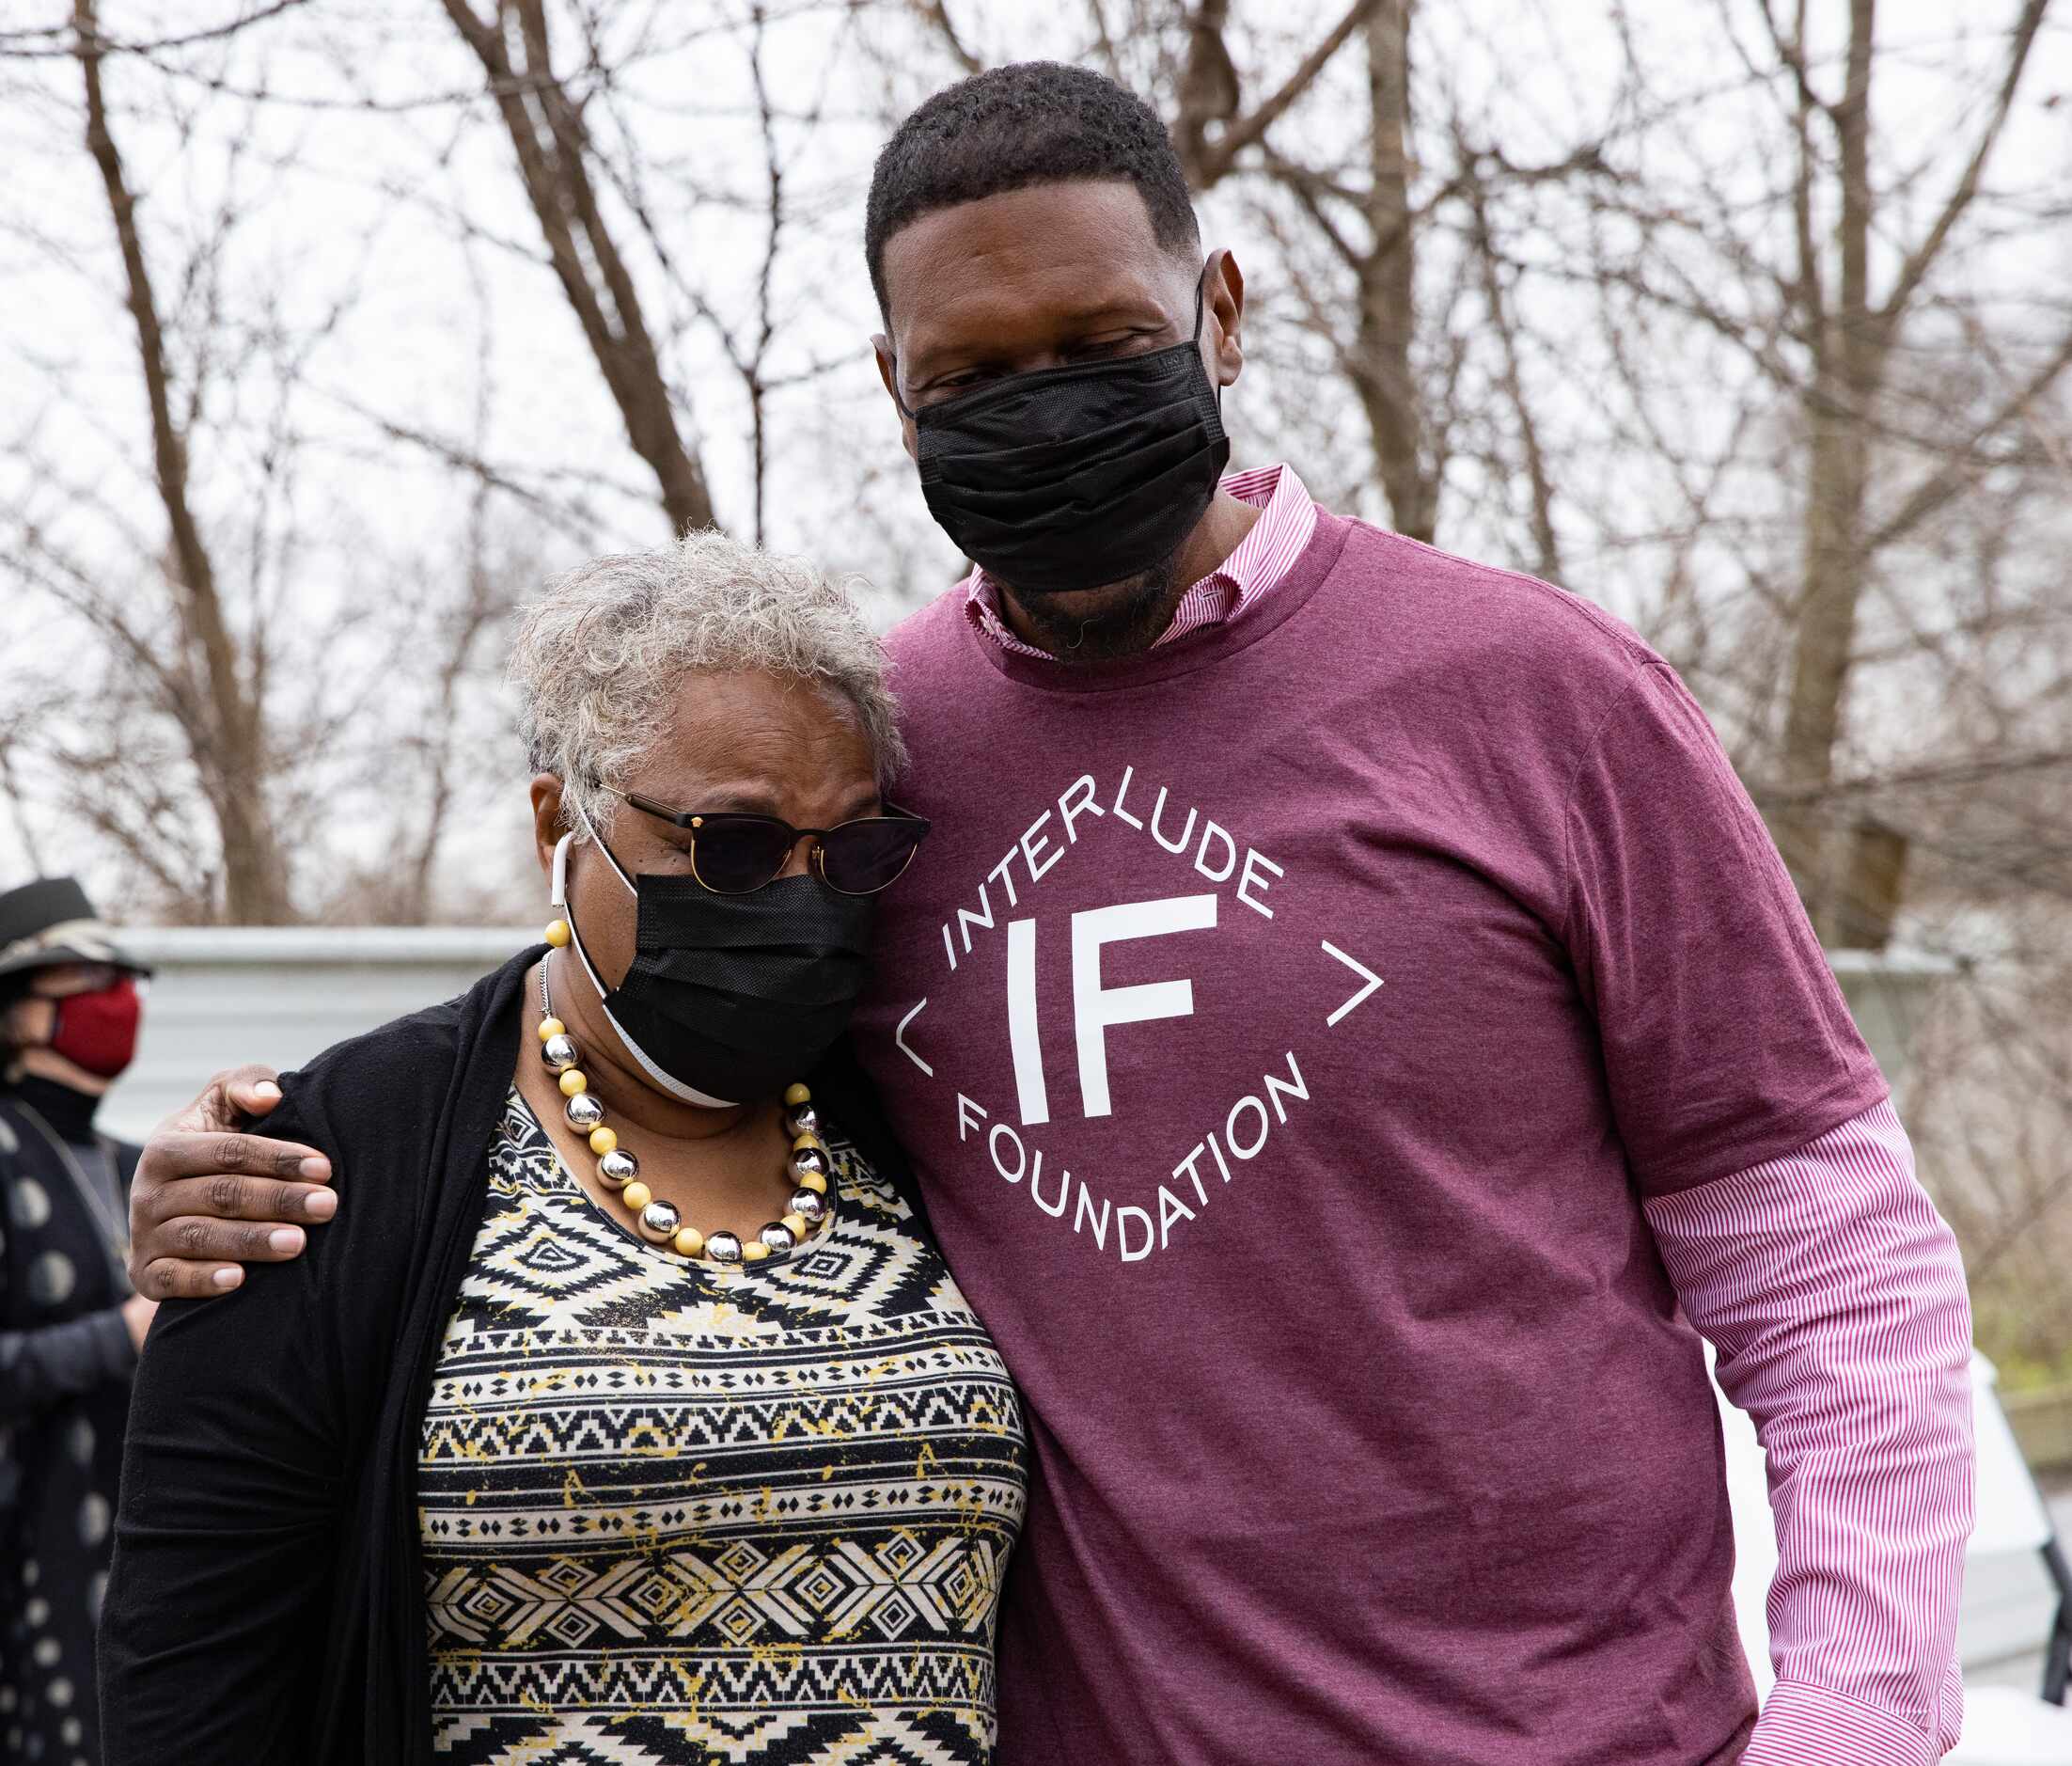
[0,877,155,1766]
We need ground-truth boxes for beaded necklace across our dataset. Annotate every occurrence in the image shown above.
[534,953,831,1265]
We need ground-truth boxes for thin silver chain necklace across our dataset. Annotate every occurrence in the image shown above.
[10,1096,132,1277]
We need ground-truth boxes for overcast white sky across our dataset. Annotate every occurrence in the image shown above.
[1,0,2066,914]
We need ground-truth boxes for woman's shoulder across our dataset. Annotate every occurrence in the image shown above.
[275,952,533,1138]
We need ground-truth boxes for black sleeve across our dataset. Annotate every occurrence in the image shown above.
[97,1089,366,1765]
[0,1307,134,1420]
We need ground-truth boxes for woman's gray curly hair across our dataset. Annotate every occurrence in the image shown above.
[510,530,906,842]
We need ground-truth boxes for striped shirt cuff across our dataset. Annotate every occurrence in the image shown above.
[1741,1680,1940,1765]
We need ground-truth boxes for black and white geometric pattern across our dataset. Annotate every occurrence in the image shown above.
[419,1093,1027,1765]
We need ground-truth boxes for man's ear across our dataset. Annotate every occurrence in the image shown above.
[1203,248,1245,388]
[872,335,920,465]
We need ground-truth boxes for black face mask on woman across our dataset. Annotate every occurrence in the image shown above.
[901,271,1230,596]
[555,813,877,1110]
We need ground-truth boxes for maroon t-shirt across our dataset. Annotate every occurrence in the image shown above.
[854,511,1886,1766]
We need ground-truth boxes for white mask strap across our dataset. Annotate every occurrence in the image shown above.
[571,795,637,897]
[552,798,739,1112]
[551,830,573,908]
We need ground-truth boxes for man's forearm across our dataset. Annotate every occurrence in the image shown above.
[1643,1099,1974,1762]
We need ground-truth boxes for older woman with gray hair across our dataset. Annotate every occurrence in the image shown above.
[98,534,1028,1766]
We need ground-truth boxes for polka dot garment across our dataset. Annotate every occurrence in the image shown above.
[1,1085,142,1766]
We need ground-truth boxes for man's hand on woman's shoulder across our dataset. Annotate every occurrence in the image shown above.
[128,1064,338,1301]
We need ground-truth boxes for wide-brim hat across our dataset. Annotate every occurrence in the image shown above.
[0,876,153,985]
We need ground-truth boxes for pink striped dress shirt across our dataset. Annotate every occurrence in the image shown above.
[963,464,1977,1761]
[964,462,1317,657]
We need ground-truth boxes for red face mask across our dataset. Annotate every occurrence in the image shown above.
[49,976,143,1080]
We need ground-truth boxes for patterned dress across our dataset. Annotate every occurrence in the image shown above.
[0,1085,138,1766]
[418,1092,1028,1765]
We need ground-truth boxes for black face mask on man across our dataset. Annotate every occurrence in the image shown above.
[554,810,877,1110]
[900,270,1230,597]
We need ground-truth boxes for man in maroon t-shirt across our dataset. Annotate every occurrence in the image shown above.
[126,62,1971,1766]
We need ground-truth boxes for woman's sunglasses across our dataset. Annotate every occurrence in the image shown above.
[614,789,932,896]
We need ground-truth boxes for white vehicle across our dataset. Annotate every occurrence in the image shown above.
[1718,1349,2072,1762]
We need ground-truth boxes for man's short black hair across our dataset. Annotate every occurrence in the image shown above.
[865,62,1201,322]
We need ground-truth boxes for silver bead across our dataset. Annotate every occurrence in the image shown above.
[785,1103,821,1138]
[705,1230,743,1264]
[597,1147,639,1188]
[541,1033,581,1073]
[637,1199,681,1243]
[790,1188,827,1224]
[564,1092,606,1131]
[790,1146,829,1179]
[759,1222,797,1254]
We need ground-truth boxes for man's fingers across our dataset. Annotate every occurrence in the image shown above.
[135,1130,331,1192]
[162,1216,308,1264]
[226,1074,285,1118]
[139,1171,337,1229]
[151,1064,286,1139]
[135,1257,249,1301]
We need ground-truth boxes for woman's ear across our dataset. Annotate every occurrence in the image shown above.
[529,776,567,877]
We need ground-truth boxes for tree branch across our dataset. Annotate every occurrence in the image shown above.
[1189,0,1386,188]
[1875,0,2049,332]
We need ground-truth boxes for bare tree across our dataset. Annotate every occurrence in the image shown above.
[438,0,719,537]
[64,0,295,920]
[1589,0,2071,937]
[2,1,535,923]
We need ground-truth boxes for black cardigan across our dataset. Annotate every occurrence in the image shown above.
[98,947,926,1765]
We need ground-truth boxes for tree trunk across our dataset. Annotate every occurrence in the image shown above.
[1351,1,1436,544]
[441,0,717,537]
[74,0,292,923]
[1775,0,1880,934]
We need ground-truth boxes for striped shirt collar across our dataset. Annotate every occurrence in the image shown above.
[962,464,1319,660]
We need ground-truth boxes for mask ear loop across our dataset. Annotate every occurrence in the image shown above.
[555,801,740,1112]
[1190,261,1226,418]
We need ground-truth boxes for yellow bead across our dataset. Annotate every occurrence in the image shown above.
[544,919,572,948]
[792,1133,823,1153]
[783,1082,811,1107]
[673,1226,705,1258]
[558,1069,588,1097]
[742,1241,772,1262]
[781,1213,808,1240]
[536,1017,565,1043]
[620,1181,651,1212]
[795,1171,827,1195]
[588,1126,618,1157]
